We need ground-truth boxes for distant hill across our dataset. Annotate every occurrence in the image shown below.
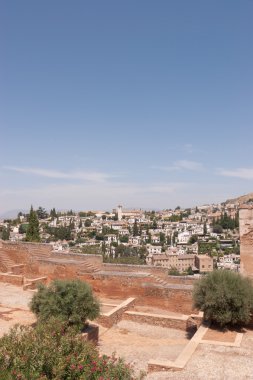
[0,209,28,220]
[225,192,253,205]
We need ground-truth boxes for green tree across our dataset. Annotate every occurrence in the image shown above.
[186,266,194,275]
[19,223,28,234]
[203,222,207,235]
[212,224,223,234]
[119,234,129,243]
[168,267,180,276]
[172,230,178,245]
[160,232,166,244]
[85,219,92,227]
[138,246,148,261]
[50,207,57,219]
[54,225,72,240]
[36,206,48,219]
[188,234,198,244]
[30,279,100,328]
[26,206,40,242]
[1,225,10,240]
[193,270,253,327]
[133,219,139,236]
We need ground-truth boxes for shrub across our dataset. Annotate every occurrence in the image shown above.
[0,318,136,380]
[30,279,100,328]
[168,267,181,276]
[193,270,253,327]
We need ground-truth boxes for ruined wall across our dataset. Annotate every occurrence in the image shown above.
[0,241,52,265]
[123,311,188,330]
[103,263,196,285]
[0,273,24,286]
[52,252,103,267]
[85,273,194,314]
[29,260,79,281]
[239,205,253,278]
[0,241,194,314]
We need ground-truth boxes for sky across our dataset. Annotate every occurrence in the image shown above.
[1,0,253,215]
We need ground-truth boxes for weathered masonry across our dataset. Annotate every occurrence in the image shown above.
[239,205,253,278]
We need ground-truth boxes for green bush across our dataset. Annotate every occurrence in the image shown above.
[30,279,100,328]
[193,270,253,326]
[0,319,136,380]
[168,267,181,276]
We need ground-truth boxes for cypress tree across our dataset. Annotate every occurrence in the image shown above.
[133,219,139,236]
[2,225,10,240]
[26,206,41,242]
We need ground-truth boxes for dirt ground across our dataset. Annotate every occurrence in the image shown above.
[98,319,189,375]
[130,305,185,317]
[0,283,36,336]
[203,326,239,343]
[146,333,253,380]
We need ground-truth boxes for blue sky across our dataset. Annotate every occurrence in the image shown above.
[1,0,253,214]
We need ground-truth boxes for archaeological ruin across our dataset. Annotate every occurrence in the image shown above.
[239,204,253,278]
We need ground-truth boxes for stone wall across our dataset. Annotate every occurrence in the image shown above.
[10,264,25,275]
[0,241,52,267]
[103,263,196,284]
[0,241,195,314]
[239,205,253,278]
[123,311,188,330]
[53,252,103,267]
[88,273,194,314]
[0,273,24,286]
[97,298,135,328]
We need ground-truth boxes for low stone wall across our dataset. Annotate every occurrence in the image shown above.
[102,263,196,284]
[97,298,135,328]
[123,311,188,330]
[53,252,103,267]
[10,264,25,275]
[23,276,47,290]
[0,272,24,286]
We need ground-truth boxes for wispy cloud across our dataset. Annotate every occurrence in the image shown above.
[183,143,194,154]
[218,168,253,180]
[0,181,189,213]
[152,160,204,172]
[3,166,112,182]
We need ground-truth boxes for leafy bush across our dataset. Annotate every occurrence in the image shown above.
[193,270,253,326]
[30,279,100,328]
[0,319,136,380]
[168,267,181,276]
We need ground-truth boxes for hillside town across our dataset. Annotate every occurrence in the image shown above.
[0,200,241,275]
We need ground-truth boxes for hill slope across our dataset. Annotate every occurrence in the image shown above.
[225,192,253,205]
